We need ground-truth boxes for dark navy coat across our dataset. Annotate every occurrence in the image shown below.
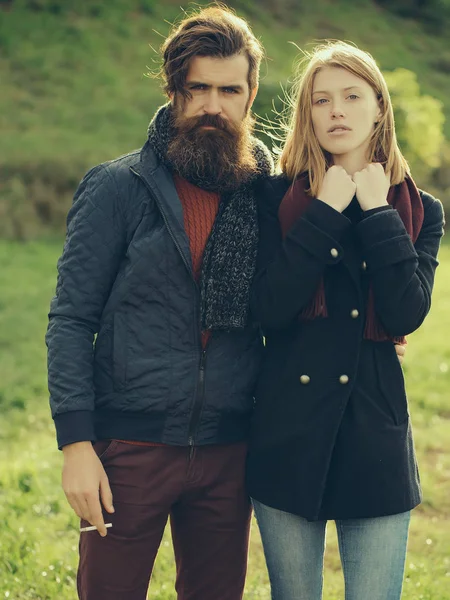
[246,176,445,521]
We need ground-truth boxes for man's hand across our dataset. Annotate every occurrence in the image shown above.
[62,441,114,537]
[395,343,406,365]
[353,163,390,211]
[318,165,356,213]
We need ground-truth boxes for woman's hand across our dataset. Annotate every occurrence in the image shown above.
[353,163,391,211]
[317,165,356,213]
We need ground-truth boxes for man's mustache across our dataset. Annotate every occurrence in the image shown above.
[177,113,236,136]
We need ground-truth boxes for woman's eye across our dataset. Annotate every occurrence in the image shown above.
[348,94,359,100]
[315,98,328,105]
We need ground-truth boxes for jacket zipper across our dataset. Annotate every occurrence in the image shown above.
[130,166,208,453]
[188,348,207,459]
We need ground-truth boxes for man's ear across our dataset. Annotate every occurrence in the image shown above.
[248,85,259,110]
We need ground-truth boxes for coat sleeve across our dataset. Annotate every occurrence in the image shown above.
[46,164,127,449]
[355,191,445,337]
[251,180,351,330]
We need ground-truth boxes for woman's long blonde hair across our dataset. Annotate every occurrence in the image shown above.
[279,41,410,197]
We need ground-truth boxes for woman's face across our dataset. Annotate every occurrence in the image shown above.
[311,66,381,163]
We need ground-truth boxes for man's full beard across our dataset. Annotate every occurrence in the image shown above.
[166,106,258,193]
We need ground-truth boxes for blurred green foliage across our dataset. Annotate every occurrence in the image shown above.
[385,69,445,175]
[0,0,448,238]
[374,0,450,31]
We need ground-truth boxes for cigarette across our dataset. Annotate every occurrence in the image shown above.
[80,523,113,533]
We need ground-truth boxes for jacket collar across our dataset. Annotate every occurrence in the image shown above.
[130,141,193,276]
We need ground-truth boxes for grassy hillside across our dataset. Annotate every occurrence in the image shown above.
[1,1,449,238]
[1,0,449,172]
[0,238,449,599]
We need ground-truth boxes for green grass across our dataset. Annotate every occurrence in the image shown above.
[0,238,449,598]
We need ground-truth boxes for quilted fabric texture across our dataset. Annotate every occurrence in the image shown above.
[46,142,264,449]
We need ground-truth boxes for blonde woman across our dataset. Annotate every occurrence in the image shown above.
[247,42,445,599]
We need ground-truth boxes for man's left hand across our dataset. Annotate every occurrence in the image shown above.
[395,343,406,365]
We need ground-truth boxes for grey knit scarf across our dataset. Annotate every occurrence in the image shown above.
[147,104,273,330]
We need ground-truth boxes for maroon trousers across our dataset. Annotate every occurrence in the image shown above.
[77,441,251,600]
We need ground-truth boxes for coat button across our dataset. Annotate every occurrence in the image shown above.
[300,374,310,384]
[361,261,367,271]
[350,309,359,319]
[330,248,339,258]
[339,374,349,384]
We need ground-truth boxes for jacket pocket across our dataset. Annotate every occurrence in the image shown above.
[113,312,128,390]
[93,325,114,393]
[375,343,409,426]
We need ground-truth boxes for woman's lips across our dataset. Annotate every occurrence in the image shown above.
[328,127,352,136]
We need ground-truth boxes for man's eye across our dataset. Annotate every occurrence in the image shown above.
[191,85,206,91]
[223,88,238,94]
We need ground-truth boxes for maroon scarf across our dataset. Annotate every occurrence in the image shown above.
[278,174,424,343]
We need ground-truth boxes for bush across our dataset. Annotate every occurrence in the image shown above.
[0,177,39,240]
[385,68,446,179]
[0,162,79,240]
[430,142,450,216]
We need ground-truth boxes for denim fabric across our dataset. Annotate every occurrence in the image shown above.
[253,499,411,600]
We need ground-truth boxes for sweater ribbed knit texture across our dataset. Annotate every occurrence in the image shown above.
[174,175,220,280]
[174,174,220,347]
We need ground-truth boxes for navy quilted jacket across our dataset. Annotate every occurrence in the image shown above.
[46,142,263,449]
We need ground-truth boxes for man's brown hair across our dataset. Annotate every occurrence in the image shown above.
[161,4,263,99]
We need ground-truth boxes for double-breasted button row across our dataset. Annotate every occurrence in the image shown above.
[300,374,350,385]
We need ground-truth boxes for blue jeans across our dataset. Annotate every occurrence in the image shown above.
[253,499,411,600]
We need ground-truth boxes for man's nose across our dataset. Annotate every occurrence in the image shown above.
[203,90,222,115]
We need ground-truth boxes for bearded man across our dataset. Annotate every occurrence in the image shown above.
[46,6,272,600]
